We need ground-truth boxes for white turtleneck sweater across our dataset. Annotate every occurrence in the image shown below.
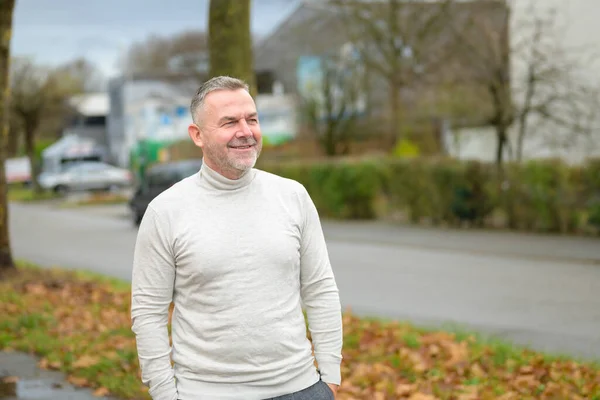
[131,161,343,400]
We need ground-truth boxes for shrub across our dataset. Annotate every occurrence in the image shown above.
[263,158,387,219]
[260,157,599,235]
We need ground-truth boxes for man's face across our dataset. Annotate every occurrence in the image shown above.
[188,88,262,179]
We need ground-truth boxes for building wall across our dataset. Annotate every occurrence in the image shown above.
[507,0,600,163]
[107,77,198,167]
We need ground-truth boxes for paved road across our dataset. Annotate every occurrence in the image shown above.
[8,201,600,361]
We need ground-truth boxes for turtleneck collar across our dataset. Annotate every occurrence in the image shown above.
[196,159,256,191]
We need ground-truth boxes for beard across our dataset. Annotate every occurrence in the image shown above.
[204,137,262,178]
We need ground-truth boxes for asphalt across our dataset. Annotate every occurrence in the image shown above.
[0,352,117,400]
[7,201,600,363]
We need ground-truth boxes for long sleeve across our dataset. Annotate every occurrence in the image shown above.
[131,206,178,400]
[298,186,343,385]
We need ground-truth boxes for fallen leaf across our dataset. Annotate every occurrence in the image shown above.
[470,363,486,378]
[408,393,438,400]
[1,376,19,383]
[396,383,415,396]
[49,360,62,369]
[38,358,49,369]
[457,386,479,400]
[93,387,110,397]
[67,376,89,386]
[72,355,100,368]
[496,392,519,400]
[373,392,386,400]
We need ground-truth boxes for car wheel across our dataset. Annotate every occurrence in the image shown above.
[53,185,68,196]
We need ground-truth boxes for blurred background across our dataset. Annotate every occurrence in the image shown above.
[5,0,600,233]
[2,0,600,399]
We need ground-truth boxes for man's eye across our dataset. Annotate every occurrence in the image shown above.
[248,118,258,124]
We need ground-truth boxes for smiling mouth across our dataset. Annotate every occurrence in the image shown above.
[230,145,254,150]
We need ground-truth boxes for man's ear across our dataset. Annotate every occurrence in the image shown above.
[188,123,203,148]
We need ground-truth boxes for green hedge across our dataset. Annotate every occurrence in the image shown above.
[265,159,387,219]
[261,157,600,235]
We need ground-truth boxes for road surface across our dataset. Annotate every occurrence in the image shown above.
[8,201,600,361]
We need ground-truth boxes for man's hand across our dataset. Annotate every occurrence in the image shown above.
[326,383,338,398]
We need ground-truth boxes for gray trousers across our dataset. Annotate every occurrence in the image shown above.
[264,380,335,400]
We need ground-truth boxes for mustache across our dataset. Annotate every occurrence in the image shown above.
[228,138,258,147]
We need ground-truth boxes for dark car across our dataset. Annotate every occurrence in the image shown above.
[129,159,203,225]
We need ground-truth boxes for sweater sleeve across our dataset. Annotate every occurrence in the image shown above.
[298,185,343,385]
[131,206,178,400]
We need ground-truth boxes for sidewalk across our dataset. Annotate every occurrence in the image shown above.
[0,352,118,400]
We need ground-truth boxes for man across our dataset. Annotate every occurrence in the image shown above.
[131,76,343,400]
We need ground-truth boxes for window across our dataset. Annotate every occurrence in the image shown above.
[147,167,177,187]
[83,116,106,127]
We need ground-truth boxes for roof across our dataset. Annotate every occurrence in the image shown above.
[42,135,104,158]
[68,93,110,116]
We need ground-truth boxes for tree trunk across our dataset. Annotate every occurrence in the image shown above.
[495,124,507,167]
[389,84,401,146]
[7,126,18,157]
[24,126,42,194]
[208,0,256,96]
[322,128,336,157]
[0,0,16,273]
[516,118,526,163]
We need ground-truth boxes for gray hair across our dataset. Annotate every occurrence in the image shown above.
[190,76,250,124]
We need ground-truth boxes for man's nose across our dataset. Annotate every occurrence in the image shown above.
[236,120,253,137]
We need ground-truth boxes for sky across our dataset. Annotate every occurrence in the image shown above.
[12,0,299,78]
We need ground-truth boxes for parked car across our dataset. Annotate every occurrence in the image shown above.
[38,161,133,194]
[129,159,203,225]
[5,157,31,186]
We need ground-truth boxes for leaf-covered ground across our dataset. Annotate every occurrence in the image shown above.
[1,264,599,400]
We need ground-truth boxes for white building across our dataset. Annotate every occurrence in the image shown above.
[447,0,600,164]
[106,75,198,168]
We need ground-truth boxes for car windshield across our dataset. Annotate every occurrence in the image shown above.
[64,162,112,173]
[148,160,201,179]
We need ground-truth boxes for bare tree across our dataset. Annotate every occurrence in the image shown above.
[512,4,600,161]
[53,58,105,93]
[121,30,209,79]
[328,0,454,144]
[448,0,513,166]
[300,48,365,156]
[10,58,56,193]
[0,0,16,273]
[10,57,91,193]
[452,0,600,165]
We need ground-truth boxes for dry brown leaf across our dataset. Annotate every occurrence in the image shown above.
[25,283,47,295]
[513,374,540,389]
[38,358,49,369]
[1,376,19,383]
[401,349,427,373]
[93,387,110,397]
[68,376,89,386]
[72,355,100,369]
[408,393,438,400]
[496,392,519,400]
[470,363,486,378]
[457,386,479,400]
[396,383,416,396]
[373,392,386,400]
[519,365,534,374]
[444,341,469,367]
